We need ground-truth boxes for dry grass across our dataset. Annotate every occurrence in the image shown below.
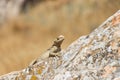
[0,0,120,75]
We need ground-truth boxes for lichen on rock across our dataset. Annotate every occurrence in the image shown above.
[1,10,120,80]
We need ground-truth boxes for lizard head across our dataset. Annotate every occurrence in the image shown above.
[53,35,64,47]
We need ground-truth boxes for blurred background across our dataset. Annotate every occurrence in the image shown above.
[0,0,120,75]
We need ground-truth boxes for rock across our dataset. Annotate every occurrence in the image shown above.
[1,10,120,80]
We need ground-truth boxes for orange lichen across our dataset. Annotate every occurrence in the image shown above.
[37,66,45,74]
[111,14,120,26]
[102,65,116,78]
[30,75,38,80]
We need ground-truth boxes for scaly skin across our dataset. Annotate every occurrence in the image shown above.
[29,35,64,66]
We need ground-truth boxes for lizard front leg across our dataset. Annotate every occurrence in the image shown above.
[49,52,61,57]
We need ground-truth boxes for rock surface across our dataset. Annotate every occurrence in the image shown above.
[1,0,120,76]
[1,10,120,80]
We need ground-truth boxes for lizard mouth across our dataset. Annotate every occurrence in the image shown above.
[56,35,65,43]
[57,35,64,40]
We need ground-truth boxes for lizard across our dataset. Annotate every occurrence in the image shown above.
[28,35,64,67]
